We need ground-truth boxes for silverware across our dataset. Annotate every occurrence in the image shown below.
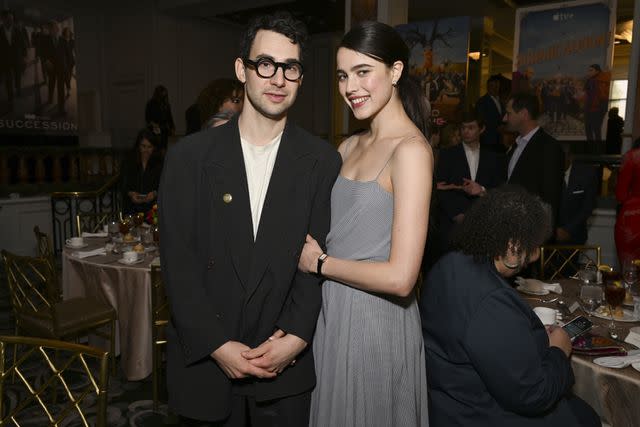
[524,296,559,303]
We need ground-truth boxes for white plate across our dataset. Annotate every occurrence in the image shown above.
[117,258,145,266]
[517,285,549,296]
[65,243,88,249]
[592,307,640,323]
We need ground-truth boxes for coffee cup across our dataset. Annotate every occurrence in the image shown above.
[533,307,557,326]
[123,251,138,263]
[66,237,84,247]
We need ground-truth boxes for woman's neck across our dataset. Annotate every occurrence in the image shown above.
[368,96,412,141]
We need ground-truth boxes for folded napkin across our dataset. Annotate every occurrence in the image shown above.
[72,248,107,259]
[515,277,563,294]
[82,231,108,238]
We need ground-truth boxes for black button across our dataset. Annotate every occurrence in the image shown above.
[207,259,215,270]
[215,313,222,319]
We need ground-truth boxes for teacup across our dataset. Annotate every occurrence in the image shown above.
[66,237,84,247]
[123,251,138,263]
[533,307,557,326]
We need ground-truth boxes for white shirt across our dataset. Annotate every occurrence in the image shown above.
[462,142,480,181]
[240,133,282,239]
[491,95,502,115]
[508,126,540,179]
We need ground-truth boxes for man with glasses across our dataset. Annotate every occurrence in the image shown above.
[159,11,341,426]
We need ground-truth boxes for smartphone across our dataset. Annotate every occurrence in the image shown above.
[562,316,593,341]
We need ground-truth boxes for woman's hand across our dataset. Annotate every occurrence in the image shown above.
[547,325,572,358]
[298,234,323,274]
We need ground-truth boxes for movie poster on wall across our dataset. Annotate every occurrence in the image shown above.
[0,2,77,136]
[513,0,616,141]
[396,17,470,125]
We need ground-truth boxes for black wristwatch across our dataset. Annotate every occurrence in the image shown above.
[317,253,328,276]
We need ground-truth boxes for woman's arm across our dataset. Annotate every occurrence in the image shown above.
[300,137,433,297]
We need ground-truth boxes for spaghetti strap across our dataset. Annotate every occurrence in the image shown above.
[374,154,394,180]
[374,135,419,180]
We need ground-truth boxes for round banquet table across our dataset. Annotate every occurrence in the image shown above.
[62,236,158,381]
[525,279,640,427]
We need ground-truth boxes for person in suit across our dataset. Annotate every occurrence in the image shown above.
[504,92,564,226]
[475,74,504,149]
[435,111,506,250]
[158,11,341,426]
[420,186,600,427]
[0,9,27,111]
[42,21,69,115]
[556,149,598,245]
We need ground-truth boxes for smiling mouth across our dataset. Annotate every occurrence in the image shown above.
[348,96,369,108]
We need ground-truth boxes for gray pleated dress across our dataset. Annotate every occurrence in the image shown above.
[309,175,429,427]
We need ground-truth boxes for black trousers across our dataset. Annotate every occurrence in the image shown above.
[180,391,311,427]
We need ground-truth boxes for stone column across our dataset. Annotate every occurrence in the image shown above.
[622,0,640,153]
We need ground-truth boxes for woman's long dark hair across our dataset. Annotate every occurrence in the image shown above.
[340,21,430,136]
[133,128,161,167]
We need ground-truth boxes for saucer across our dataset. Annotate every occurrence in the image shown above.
[65,243,88,249]
[117,258,145,266]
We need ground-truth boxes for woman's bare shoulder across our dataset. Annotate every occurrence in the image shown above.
[338,133,365,158]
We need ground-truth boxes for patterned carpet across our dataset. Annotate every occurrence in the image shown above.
[0,261,180,426]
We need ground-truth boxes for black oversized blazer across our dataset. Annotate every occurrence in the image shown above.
[158,116,341,421]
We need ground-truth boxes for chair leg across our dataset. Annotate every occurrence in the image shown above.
[152,343,159,411]
[109,318,116,376]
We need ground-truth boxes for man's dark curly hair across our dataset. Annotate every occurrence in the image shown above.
[450,185,552,262]
[239,11,308,61]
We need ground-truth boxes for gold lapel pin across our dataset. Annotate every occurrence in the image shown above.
[223,193,233,203]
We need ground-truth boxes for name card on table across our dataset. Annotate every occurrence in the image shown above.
[624,327,640,348]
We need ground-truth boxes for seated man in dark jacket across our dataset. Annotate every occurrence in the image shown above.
[435,111,506,253]
[556,148,598,244]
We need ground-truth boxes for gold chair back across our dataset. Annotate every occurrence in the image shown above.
[539,244,601,280]
[150,264,169,410]
[1,251,60,327]
[0,335,110,427]
[75,212,121,236]
[33,226,56,268]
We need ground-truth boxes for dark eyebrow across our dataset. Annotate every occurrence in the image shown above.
[254,54,301,64]
[337,63,374,73]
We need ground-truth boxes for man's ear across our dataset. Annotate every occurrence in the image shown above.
[235,58,246,83]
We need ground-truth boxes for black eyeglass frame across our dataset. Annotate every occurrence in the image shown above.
[243,58,304,82]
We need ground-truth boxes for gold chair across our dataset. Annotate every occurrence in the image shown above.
[75,212,121,236]
[0,335,110,427]
[539,244,602,280]
[1,250,117,375]
[150,264,169,410]
[33,226,56,268]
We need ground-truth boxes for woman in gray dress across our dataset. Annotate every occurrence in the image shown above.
[298,21,432,427]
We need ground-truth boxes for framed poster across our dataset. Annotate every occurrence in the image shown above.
[513,0,617,141]
[397,16,471,125]
[0,2,77,137]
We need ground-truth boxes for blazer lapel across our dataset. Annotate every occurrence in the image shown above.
[246,122,310,299]
[203,119,254,290]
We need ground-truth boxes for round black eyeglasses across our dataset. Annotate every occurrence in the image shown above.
[243,58,304,82]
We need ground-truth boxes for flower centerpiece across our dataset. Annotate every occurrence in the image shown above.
[146,204,158,225]
[146,204,160,243]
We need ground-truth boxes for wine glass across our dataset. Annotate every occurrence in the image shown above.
[604,281,625,338]
[623,259,639,297]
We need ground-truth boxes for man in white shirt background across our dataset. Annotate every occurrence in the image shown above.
[504,92,564,228]
[434,111,506,257]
